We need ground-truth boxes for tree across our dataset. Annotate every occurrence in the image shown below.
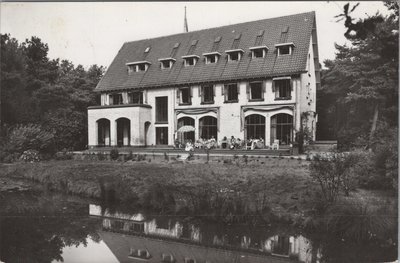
[319,2,398,149]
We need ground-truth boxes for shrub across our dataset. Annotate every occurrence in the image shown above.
[110,149,119,160]
[20,149,41,162]
[3,124,55,161]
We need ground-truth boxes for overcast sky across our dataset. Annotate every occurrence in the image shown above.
[1,1,389,69]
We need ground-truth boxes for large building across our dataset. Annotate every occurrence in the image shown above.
[88,11,320,147]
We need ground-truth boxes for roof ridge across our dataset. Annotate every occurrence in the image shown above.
[123,11,315,46]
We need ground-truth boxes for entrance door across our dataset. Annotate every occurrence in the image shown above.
[156,127,168,145]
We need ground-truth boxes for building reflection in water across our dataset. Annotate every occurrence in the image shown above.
[89,204,321,263]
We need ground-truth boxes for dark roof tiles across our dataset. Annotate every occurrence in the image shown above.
[96,11,315,92]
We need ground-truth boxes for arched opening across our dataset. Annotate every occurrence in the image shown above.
[177,117,195,143]
[116,118,131,147]
[144,121,151,147]
[271,113,293,145]
[97,118,110,146]
[245,114,266,141]
[199,116,218,140]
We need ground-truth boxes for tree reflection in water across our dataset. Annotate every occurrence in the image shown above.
[0,191,101,263]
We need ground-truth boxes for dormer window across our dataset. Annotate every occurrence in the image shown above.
[250,45,268,59]
[182,55,199,67]
[275,43,295,56]
[126,61,151,73]
[159,58,176,69]
[225,49,244,62]
[203,52,221,64]
[129,248,151,259]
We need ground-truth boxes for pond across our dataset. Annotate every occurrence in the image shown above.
[0,190,397,263]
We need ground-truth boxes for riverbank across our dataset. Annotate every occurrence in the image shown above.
[0,158,396,225]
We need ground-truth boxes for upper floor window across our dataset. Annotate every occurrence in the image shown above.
[177,87,192,105]
[128,91,143,104]
[159,58,176,69]
[250,46,268,59]
[203,52,221,64]
[249,81,264,100]
[201,84,214,104]
[182,55,199,67]
[156,96,168,123]
[109,93,123,105]
[226,49,244,62]
[129,248,151,259]
[272,77,292,100]
[126,61,151,73]
[275,43,295,56]
[224,83,239,102]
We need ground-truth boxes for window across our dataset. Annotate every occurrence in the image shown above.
[156,127,168,145]
[162,253,174,263]
[109,93,123,105]
[185,258,196,263]
[126,61,150,73]
[273,79,292,100]
[245,114,265,140]
[203,52,221,64]
[271,114,293,145]
[129,248,151,259]
[159,58,176,69]
[224,83,238,102]
[250,46,268,58]
[278,46,290,55]
[128,91,143,104]
[199,116,217,140]
[178,87,191,105]
[249,82,263,100]
[271,236,290,256]
[156,96,168,123]
[201,85,214,104]
[275,43,294,56]
[182,55,199,66]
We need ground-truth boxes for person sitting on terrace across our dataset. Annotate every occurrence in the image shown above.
[230,136,236,149]
[185,140,194,152]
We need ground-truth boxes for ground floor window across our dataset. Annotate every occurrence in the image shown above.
[245,114,265,140]
[177,117,195,143]
[199,116,217,140]
[156,127,168,145]
[97,118,110,146]
[271,113,293,145]
[272,236,290,256]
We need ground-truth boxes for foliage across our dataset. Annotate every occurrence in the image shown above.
[309,152,362,203]
[1,33,105,153]
[317,2,398,148]
[110,149,119,160]
[19,149,41,162]
[0,124,55,162]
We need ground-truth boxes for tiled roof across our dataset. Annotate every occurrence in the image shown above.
[96,11,315,92]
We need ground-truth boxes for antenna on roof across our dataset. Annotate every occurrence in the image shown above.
[184,6,189,33]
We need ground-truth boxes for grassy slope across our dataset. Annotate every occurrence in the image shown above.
[0,158,396,221]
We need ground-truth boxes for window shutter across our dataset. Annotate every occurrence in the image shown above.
[237,83,240,94]
[290,79,294,91]
[144,90,148,104]
[246,83,250,100]
[109,95,113,105]
[199,86,202,97]
[176,88,180,100]
[101,94,106,105]
[262,81,266,94]
[272,80,276,92]
[122,92,128,104]
[190,87,193,97]
[221,85,225,96]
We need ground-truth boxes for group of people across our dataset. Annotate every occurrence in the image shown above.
[176,135,266,151]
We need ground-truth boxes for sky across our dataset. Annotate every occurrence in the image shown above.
[1,1,390,69]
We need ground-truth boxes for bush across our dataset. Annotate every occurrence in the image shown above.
[0,124,55,162]
[110,149,119,160]
[20,149,41,162]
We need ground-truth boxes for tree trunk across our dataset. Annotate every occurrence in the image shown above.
[368,103,379,146]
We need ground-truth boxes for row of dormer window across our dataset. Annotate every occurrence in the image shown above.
[126,43,294,73]
[105,78,293,106]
